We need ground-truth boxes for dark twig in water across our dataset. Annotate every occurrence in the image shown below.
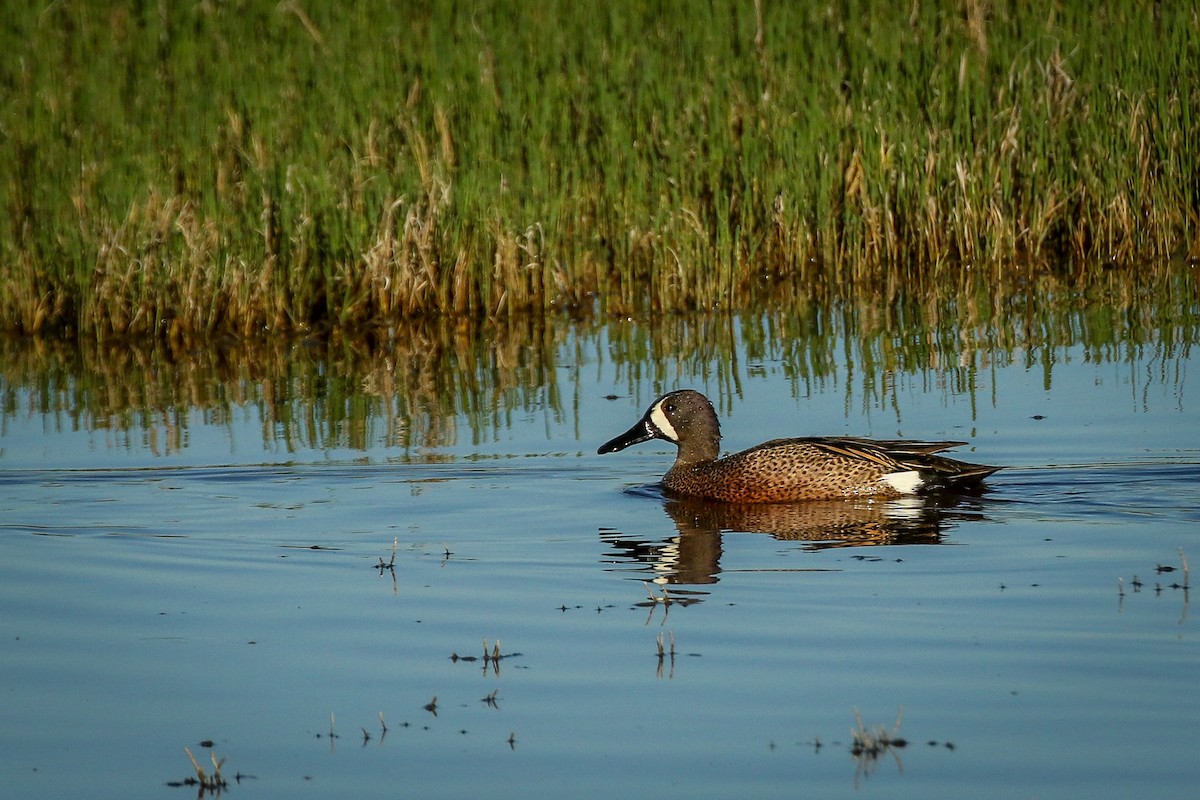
[318,712,339,753]
[641,582,675,625]
[375,537,397,572]
[360,712,390,746]
[655,631,677,679]
[449,638,521,676]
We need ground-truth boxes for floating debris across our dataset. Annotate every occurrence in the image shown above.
[850,708,907,787]
[1119,548,1191,617]
[644,582,671,606]
[375,537,397,572]
[172,746,227,795]
[655,631,676,679]
[449,638,522,675]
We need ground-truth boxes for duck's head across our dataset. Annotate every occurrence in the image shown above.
[598,389,721,463]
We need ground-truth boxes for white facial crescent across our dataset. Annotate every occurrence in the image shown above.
[649,401,679,442]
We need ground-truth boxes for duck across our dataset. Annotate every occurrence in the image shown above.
[598,389,1000,502]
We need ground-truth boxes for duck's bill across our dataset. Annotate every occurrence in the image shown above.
[597,419,657,454]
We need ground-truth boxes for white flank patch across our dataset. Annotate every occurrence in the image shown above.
[649,401,679,442]
[882,470,923,495]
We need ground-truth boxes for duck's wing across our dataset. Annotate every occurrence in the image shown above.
[803,437,1002,488]
[817,437,969,456]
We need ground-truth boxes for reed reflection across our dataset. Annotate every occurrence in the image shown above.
[0,263,1192,459]
[0,316,569,456]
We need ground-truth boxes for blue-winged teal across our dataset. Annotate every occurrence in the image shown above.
[598,389,1000,502]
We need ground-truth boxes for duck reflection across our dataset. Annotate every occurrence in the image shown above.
[601,490,990,588]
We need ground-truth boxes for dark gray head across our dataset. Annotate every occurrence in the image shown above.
[597,389,721,464]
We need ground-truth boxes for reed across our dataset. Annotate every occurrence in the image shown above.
[1,1,1196,339]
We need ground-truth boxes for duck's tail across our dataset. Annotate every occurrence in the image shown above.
[909,453,1003,490]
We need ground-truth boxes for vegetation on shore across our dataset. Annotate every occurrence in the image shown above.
[1,1,1197,340]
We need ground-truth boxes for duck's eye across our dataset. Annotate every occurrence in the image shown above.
[664,402,676,413]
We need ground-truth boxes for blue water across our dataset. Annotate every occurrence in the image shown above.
[1,320,1197,799]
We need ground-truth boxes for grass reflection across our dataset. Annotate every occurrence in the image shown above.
[0,268,1193,455]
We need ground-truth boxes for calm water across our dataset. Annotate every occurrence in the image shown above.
[1,308,1197,799]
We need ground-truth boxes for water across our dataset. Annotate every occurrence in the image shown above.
[1,309,1197,799]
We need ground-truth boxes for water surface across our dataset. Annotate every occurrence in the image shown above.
[1,306,1197,799]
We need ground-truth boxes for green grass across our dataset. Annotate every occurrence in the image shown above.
[1,1,1197,340]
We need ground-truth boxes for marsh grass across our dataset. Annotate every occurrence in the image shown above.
[1,1,1197,339]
